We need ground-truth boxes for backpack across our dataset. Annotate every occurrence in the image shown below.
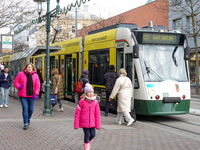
[105,75,118,93]
[76,79,83,94]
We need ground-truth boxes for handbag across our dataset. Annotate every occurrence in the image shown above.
[51,94,57,105]
[54,75,61,94]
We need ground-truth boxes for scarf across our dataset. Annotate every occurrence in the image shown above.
[24,72,34,96]
[86,96,96,102]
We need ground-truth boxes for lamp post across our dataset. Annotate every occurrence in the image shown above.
[33,0,60,116]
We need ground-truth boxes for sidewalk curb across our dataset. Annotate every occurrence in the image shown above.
[189,108,200,116]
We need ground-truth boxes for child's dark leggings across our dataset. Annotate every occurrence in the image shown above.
[83,127,96,143]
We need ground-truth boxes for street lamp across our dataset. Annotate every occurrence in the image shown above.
[33,0,60,116]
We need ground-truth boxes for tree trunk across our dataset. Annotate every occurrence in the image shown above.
[194,35,200,95]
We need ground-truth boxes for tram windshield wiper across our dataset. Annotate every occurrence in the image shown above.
[172,46,178,67]
[143,60,164,82]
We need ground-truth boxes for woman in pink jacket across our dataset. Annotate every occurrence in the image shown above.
[74,83,101,150]
[14,63,40,130]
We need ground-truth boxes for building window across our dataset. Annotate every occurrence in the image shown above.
[72,25,76,33]
[91,15,97,19]
[78,14,83,19]
[189,16,197,34]
[174,19,182,32]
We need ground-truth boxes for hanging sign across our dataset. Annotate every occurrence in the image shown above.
[1,34,14,54]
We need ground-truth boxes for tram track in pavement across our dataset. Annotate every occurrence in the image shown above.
[137,114,200,140]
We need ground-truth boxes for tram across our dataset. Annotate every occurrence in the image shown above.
[31,22,190,115]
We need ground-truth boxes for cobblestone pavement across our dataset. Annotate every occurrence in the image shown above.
[0,96,200,150]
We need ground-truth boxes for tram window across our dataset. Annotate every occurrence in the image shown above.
[89,49,109,85]
[134,68,139,89]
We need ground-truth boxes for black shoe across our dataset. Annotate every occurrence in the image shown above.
[104,113,108,117]
[28,119,30,125]
[23,125,28,130]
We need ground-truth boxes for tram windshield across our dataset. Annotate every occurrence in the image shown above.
[139,44,188,82]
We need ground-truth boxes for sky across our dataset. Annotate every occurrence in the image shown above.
[0,0,148,34]
[49,0,148,19]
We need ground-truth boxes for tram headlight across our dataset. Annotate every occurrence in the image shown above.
[148,89,156,96]
[155,95,160,100]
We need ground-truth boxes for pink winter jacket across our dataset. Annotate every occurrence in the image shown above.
[14,71,40,97]
[74,99,101,129]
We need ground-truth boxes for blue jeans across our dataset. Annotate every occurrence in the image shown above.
[19,97,35,125]
[83,127,96,143]
[0,87,9,105]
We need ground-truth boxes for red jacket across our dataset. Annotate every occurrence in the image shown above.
[74,99,101,129]
[14,71,40,97]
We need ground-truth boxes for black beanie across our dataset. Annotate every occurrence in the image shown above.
[109,65,115,71]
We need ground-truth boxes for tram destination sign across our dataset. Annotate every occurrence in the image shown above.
[136,32,185,45]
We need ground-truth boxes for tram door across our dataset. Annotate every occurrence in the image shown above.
[65,56,72,95]
[117,47,133,79]
[124,47,135,109]
[50,56,56,80]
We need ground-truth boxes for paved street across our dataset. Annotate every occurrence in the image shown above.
[0,94,200,150]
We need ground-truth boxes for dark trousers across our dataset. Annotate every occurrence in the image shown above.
[52,99,62,108]
[105,92,111,114]
[83,127,96,143]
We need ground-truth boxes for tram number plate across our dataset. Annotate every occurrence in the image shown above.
[163,92,169,97]
[96,96,101,102]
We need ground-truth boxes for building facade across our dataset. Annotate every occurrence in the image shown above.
[168,0,200,84]
[78,0,169,37]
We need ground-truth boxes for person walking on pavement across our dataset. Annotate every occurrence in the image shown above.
[51,68,64,111]
[109,68,135,126]
[14,63,40,130]
[77,69,90,98]
[0,63,4,73]
[36,68,44,98]
[0,67,12,108]
[74,83,101,150]
[102,65,119,117]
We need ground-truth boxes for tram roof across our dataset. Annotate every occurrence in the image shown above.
[9,46,60,62]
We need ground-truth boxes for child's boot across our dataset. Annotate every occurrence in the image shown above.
[89,140,93,149]
[83,143,90,150]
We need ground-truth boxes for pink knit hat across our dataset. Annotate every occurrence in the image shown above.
[84,83,94,93]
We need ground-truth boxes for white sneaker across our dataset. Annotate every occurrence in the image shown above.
[0,105,3,108]
[4,104,8,108]
[116,118,121,125]
[127,118,134,126]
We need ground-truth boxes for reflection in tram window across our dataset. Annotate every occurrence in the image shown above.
[89,49,109,85]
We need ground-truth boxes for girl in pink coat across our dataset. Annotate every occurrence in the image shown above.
[14,63,40,130]
[74,83,101,150]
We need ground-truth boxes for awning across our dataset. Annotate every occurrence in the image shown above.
[9,46,61,62]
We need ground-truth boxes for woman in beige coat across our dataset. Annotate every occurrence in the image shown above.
[51,68,64,111]
[109,68,135,126]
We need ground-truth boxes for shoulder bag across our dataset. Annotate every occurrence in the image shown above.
[116,77,127,97]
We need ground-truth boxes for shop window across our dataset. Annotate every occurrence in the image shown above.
[89,49,109,85]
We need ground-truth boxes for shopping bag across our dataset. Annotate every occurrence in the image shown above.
[51,94,57,105]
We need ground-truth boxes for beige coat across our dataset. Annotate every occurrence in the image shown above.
[51,73,64,100]
[110,75,133,112]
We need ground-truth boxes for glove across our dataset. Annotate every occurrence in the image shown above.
[19,85,23,89]
[33,95,38,101]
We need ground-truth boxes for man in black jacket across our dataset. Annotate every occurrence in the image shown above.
[102,65,119,117]
[0,67,12,108]
[36,68,44,98]
[78,69,90,98]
